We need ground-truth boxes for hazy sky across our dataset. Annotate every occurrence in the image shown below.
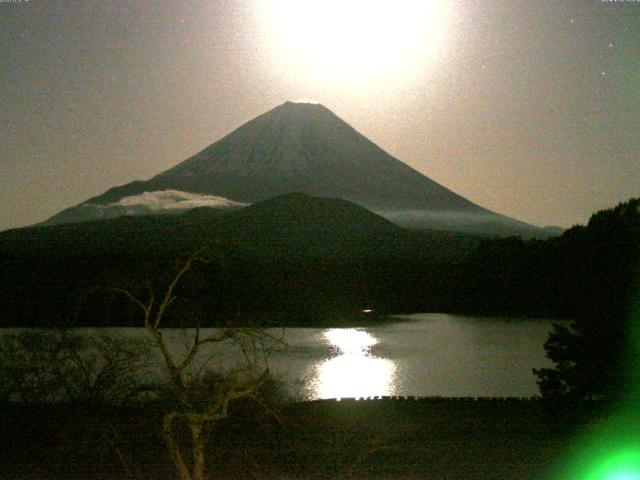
[2,0,639,231]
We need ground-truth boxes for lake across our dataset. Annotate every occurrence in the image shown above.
[43,313,557,400]
[269,313,557,399]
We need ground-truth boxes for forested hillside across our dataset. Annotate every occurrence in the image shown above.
[1,196,637,328]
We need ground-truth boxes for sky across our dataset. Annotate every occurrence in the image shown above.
[1,0,639,231]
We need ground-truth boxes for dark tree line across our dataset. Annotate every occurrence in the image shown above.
[531,198,639,400]
[1,198,637,330]
[429,198,638,400]
[437,199,638,317]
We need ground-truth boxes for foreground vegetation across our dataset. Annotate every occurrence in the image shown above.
[0,397,603,480]
[0,250,287,480]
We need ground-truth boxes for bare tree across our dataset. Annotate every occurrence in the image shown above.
[0,329,152,477]
[0,329,148,403]
[111,251,285,480]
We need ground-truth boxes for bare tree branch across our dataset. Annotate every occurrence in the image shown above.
[102,247,285,480]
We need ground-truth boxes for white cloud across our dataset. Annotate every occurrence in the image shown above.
[82,190,247,219]
[108,190,245,211]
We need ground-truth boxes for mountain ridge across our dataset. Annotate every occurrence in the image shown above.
[41,102,550,237]
[1,192,478,326]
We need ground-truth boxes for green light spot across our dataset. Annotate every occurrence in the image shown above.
[608,473,640,480]
[583,450,640,480]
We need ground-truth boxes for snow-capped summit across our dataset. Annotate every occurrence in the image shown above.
[42,102,544,236]
[149,101,479,212]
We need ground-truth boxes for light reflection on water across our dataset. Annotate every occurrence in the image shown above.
[1,315,557,400]
[307,328,396,399]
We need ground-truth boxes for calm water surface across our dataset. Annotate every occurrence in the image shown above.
[270,313,557,399]
[7,314,558,400]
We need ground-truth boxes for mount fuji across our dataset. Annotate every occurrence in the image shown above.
[43,102,545,236]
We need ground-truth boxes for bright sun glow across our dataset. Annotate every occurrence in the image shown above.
[257,0,452,87]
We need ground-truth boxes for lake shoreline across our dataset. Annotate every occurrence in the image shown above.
[0,310,569,329]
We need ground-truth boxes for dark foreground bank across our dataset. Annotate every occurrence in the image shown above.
[0,397,603,480]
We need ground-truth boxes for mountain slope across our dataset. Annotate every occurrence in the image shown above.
[149,102,480,211]
[211,192,430,259]
[42,102,548,236]
[1,193,478,326]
